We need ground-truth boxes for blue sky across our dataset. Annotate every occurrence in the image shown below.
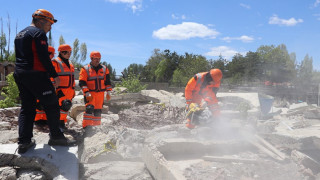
[1,0,320,74]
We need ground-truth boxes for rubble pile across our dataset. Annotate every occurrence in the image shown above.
[0,90,320,179]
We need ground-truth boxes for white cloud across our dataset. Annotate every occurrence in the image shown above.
[240,3,251,9]
[171,14,186,20]
[152,22,219,40]
[106,0,142,13]
[268,15,303,26]
[314,13,320,20]
[222,35,254,43]
[205,46,246,59]
[314,0,320,7]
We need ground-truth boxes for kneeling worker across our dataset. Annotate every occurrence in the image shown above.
[185,69,223,129]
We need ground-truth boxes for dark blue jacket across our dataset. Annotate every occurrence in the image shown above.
[14,26,58,78]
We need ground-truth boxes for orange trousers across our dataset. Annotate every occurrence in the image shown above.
[82,91,104,128]
[35,88,75,123]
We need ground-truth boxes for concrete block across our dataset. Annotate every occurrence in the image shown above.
[0,144,78,180]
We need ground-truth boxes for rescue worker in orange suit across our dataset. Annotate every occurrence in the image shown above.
[14,9,75,154]
[185,69,223,129]
[34,46,56,124]
[51,44,75,130]
[79,51,112,128]
[35,44,75,130]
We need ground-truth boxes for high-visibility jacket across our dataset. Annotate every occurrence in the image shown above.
[79,64,112,93]
[79,64,112,128]
[52,57,75,89]
[185,72,220,116]
[35,57,75,122]
[52,57,75,122]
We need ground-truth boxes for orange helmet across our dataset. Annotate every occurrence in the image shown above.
[58,44,72,52]
[32,9,57,24]
[90,51,101,58]
[210,69,223,83]
[48,46,55,54]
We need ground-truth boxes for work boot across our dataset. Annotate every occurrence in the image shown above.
[48,136,77,146]
[18,139,36,154]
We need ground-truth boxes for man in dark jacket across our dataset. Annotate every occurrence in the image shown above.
[14,9,75,154]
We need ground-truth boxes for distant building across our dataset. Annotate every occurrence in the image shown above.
[0,62,15,89]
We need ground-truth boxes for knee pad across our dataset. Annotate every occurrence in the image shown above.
[94,109,102,117]
[61,99,72,111]
[86,104,94,114]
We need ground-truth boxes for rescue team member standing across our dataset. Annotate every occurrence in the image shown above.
[14,9,75,154]
[79,51,112,128]
[34,46,55,123]
[51,44,75,129]
[184,69,223,129]
[34,44,75,130]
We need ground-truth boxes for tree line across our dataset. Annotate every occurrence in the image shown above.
[122,44,318,91]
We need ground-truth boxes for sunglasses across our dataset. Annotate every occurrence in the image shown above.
[61,51,71,55]
[48,52,53,55]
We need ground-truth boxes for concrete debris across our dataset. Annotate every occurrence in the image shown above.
[1,90,320,179]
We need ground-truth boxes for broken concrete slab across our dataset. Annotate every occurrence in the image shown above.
[0,144,78,180]
[106,92,160,104]
[81,161,152,180]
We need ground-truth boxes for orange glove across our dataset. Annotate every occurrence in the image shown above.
[85,92,93,103]
[106,91,111,101]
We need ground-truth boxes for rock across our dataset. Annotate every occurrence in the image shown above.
[304,108,320,120]
[70,104,86,120]
[0,166,16,180]
[0,122,11,130]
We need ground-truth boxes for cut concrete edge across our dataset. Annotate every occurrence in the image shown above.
[0,144,78,180]
[142,143,185,180]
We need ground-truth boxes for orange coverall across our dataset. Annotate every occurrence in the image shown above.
[79,64,112,128]
[185,72,220,117]
[34,57,75,123]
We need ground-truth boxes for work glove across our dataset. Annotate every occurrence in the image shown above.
[56,90,65,99]
[106,91,111,101]
[85,92,93,103]
[53,77,60,88]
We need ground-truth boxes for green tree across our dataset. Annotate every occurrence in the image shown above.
[101,61,116,80]
[116,72,147,93]
[297,54,313,87]
[0,73,19,108]
[209,55,227,71]
[154,49,182,83]
[143,49,164,82]
[122,63,144,78]
[0,17,6,61]
[80,43,87,63]
[59,35,65,45]
[172,53,209,86]
[71,38,80,64]
[257,44,296,83]
[0,33,6,61]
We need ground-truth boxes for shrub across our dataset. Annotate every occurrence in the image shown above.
[116,73,147,93]
[0,73,20,108]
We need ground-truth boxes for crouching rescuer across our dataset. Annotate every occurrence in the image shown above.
[79,51,112,128]
[185,69,223,129]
